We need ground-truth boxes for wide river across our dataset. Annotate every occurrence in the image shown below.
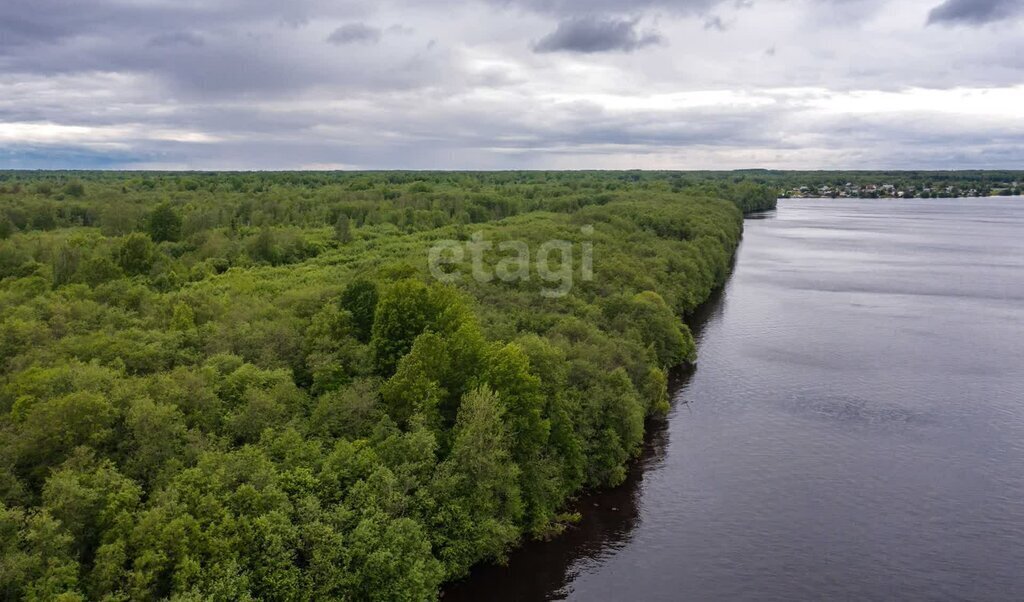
[446,197,1024,601]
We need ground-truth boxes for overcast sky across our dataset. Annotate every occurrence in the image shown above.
[1,0,1022,170]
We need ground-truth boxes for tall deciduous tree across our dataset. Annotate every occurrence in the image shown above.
[340,278,378,343]
[334,214,353,243]
[116,233,155,276]
[431,387,522,577]
[370,280,469,376]
[147,203,182,243]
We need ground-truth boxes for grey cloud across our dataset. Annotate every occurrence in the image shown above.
[327,23,382,44]
[704,16,727,31]
[0,31,446,101]
[148,32,205,48]
[279,14,311,28]
[0,0,362,49]
[489,0,723,17]
[8,84,1021,171]
[2,0,1024,171]
[0,0,437,100]
[927,0,1022,24]
[0,15,67,49]
[386,24,416,35]
[534,17,663,53]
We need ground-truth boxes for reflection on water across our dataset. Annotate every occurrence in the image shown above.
[446,199,1024,601]
[441,413,671,601]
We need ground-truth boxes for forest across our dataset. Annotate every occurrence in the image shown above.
[0,171,774,601]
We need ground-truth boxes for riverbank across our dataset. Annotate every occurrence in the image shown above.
[447,197,1024,600]
[443,278,734,601]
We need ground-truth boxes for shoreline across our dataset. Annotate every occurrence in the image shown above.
[441,211,754,600]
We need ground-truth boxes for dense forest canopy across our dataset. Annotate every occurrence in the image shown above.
[0,171,775,601]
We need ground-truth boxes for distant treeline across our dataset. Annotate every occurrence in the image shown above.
[0,171,776,242]
[0,171,760,601]
[722,169,1023,198]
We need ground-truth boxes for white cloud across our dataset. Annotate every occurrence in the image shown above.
[0,122,222,146]
[801,86,1024,119]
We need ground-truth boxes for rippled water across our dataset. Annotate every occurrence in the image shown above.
[445,197,1024,601]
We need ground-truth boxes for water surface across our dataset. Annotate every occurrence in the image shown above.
[446,197,1024,601]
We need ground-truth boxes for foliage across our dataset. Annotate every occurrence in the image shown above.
[147,203,182,243]
[340,278,379,344]
[0,170,753,600]
[117,233,156,276]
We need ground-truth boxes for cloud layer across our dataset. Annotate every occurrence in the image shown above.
[927,0,1023,24]
[534,17,663,53]
[327,23,383,44]
[0,0,1022,169]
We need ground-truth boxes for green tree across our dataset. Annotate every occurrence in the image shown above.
[52,243,80,288]
[147,203,182,243]
[0,215,14,240]
[481,342,552,530]
[340,278,379,343]
[78,255,122,287]
[122,397,187,485]
[0,503,84,601]
[41,452,141,590]
[431,387,522,577]
[583,368,644,487]
[13,392,117,486]
[628,290,695,367]
[370,280,469,376]
[311,379,381,440]
[99,203,141,236]
[247,227,279,264]
[334,214,353,243]
[379,322,486,431]
[64,181,86,198]
[117,233,155,276]
[344,512,442,602]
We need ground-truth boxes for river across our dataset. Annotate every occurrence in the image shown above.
[445,197,1024,601]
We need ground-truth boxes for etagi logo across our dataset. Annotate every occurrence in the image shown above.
[428,226,594,298]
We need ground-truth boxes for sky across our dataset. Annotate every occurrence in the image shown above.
[0,0,1022,170]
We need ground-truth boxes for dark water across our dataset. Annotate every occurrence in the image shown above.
[445,197,1024,601]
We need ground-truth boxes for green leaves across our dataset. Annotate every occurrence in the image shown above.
[345,512,443,602]
[147,204,182,244]
[0,503,84,601]
[41,452,141,575]
[627,290,697,368]
[431,387,522,577]
[340,278,378,344]
[0,172,749,600]
[14,392,116,486]
[370,280,470,377]
[117,233,155,276]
